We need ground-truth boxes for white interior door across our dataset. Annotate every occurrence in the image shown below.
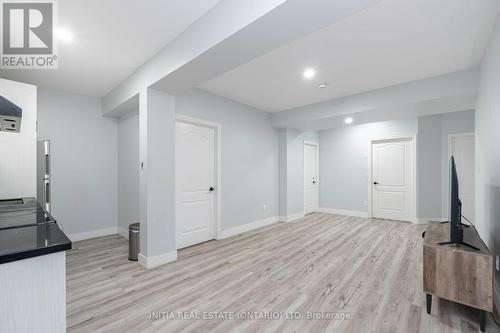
[450,134,474,223]
[372,139,414,222]
[175,121,215,249]
[304,143,319,214]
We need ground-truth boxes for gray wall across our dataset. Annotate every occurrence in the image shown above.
[37,87,118,235]
[417,115,442,219]
[117,111,140,232]
[176,88,279,230]
[418,111,475,219]
[46,86,278,245]
[475,15,500,304]
[318,111,474,218]
[319,119,418,213]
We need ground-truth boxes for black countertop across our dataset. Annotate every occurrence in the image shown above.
[0,199,71,264]
[0,223,71,264]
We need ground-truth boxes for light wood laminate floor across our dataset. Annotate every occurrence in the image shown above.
[66,213,500,332]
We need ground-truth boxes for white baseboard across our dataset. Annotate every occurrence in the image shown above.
[138,250,177,269]
[318,207,368,218]
[279,212,305,223]
[68,227,118,242]
[219,216,278,239]
[117,227,129,240]
[416,217,447,224]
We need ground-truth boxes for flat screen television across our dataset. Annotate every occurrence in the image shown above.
[450,155,463,242]
[438,156,479,250]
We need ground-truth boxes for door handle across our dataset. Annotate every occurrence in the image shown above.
[373,181,379,185]
[45,181,50,203]
[209,187,215,192]
[45,154,50,177]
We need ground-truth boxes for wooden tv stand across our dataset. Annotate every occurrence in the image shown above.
[423,222,494,332]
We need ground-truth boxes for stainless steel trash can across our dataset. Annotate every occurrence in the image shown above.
[128,223,140,261]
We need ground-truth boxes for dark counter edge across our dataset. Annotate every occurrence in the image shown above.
[0,242,72,264]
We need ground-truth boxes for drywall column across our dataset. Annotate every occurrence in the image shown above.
[417,115,442,221]
[139,88,176,269]
[278,129,288,220]
[286,129,306,221]
[277,129,319,222]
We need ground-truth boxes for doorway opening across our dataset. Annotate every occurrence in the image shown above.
[304,141,319,215]
[448,133,474,224]
[175,115,221,249]
[369,137,416,222]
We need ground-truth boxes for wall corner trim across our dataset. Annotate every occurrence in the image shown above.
[138,250,178,269]
[219,216,278,239]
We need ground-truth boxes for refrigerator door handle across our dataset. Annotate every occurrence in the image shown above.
[37,140,52,213]
[45,154,50,177]
[44,180,51,212]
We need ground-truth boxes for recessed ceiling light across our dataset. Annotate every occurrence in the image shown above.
[55,28,74,43]
[303,68,316,79]
[318,83,328,89]
[345,117,353,124]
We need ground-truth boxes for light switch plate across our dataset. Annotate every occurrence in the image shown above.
[496,255,499,271]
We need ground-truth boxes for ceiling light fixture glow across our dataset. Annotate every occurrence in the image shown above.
[55,28,74,43]
[318,83,328,88]
[302,68,316,79]
[345,117,353,124]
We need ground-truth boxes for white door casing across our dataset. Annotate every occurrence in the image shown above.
[175,118,218,249]
[449,133,474,223]
[371,138,415,222]
[304,141,319,215]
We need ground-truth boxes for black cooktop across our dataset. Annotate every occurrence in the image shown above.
[0,207,56,229]
[0,197,38,212]
[0,198,71,264]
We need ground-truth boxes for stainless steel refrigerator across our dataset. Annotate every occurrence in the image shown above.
[37,140,51,212]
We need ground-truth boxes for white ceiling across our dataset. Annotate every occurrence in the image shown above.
[201,0,500,112]
[0,0,222,97]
